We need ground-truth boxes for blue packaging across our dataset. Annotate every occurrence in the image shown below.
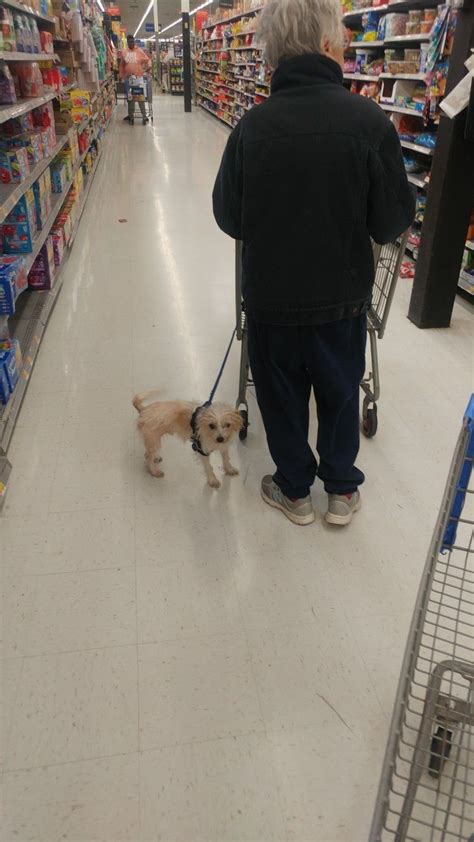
[0,273,16,314]
[0,363,11,405]
[0,347,19,392]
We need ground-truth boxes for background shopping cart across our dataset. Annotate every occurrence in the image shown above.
[126,73,154,124]
[235,232,409,440]
[370,395,474,841]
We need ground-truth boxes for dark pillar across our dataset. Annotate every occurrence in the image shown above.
[408,5,474,328]
[182,4,192,113]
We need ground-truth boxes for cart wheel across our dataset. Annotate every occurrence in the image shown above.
[362,403,378,438]
[429,725,453,778]
[239,409,249,441]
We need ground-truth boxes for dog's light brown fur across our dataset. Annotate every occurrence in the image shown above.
[133,390,243,488]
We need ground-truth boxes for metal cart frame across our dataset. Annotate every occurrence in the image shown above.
[235,232,409,440]
[370,396,474,841]
[125,73,154,124]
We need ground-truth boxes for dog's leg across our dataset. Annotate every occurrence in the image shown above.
[203,455,220,488]
[222,449,239,476]
[144,432,164,478]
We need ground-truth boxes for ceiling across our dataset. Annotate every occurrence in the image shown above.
[113,0,187,39]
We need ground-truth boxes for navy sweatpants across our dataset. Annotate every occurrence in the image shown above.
[247,315,367,499]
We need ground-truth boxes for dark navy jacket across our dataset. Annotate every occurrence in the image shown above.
[213,53,415,325]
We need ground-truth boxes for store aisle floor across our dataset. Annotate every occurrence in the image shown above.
[2,96,472,842]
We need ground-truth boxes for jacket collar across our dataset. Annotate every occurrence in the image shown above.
[271,53,343,94]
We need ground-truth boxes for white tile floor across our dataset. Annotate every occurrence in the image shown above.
[1,95,472,841]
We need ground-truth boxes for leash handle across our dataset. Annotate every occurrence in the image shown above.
[208,327,237,404]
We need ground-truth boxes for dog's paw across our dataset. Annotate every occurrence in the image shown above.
[208,476,221,489]
[224,465,239,476]
[149,466,164,478]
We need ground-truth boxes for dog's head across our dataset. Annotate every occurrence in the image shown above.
[196,403,243,452]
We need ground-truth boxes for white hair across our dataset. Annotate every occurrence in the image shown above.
[257,0,344,69]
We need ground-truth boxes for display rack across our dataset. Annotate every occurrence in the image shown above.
[195,5,270,129]
[0,0,116,507]
[169,58,184,95]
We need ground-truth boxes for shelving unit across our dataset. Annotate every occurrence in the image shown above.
[0,0,117,504]
[195,4,270,130]
[0,50,58,60]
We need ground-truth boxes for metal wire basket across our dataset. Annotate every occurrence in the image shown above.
[370,395,474,842]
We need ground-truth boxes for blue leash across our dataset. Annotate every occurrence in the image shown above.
[191,328,237,456]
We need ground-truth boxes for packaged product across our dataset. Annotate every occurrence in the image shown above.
[29,19,42,53]
[71,90,92,108]
[385,13,409,38]
[40,30,54,54]
[0,152,11,183]
[28,237,55,289]
[416,132,436,149]
[0,64,17,105]
[420,20,433,33]
[0,147,29,183]
[51,161,67,192]
[0,346,19,392]
[8,189,37,234]
[13,12,27,51]
[406,21,421,35]
[17,63,44,98]
[0,255,27,314]
[0,7,16,51]
[71,106,90,124]
[0,363,10,404]
[41,67,63,91]
[50,228,65,265]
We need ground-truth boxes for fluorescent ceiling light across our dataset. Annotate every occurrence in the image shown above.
[141,0,213,36]
[134,0,153,36]
[97,0,104,10]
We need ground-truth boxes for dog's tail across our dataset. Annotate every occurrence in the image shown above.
[132,390,160,413]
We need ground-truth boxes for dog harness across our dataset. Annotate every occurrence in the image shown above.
[189,328,237,457]
[190,403,210,457]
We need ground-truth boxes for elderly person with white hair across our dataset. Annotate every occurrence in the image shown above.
[213,0,414,527]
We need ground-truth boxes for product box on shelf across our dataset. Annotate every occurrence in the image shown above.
[33,171,52,229]
[2,190,37,254]
[51,161,67,193]
[28,237,55,290]
[50,228,64,266]
[0,147,30,184]
[0,345,19,392]
[0,255,27,314]
[0,363,10,405]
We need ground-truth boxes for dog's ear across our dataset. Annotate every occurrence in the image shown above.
[226,410,244,432]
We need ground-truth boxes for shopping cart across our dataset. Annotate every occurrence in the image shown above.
[370,395,474,841]
[127,73,154,124]
[234,232,409,440]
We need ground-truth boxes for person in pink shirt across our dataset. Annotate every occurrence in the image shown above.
[120,34,152,124]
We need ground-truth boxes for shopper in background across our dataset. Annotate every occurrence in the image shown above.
[213,0,414,527]
[120,34,151,124]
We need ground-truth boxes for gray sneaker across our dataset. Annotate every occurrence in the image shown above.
[261,475,315,525]
[326,491,361,525]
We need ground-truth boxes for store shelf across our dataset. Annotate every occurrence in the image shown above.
[0,456,12,511]
[1,0,56,26]
[343,4,388,18]
[202,5,264,30]
[0,132,70,224]
[343,73,380,81]
[465,240,474,252]
[0,50,58,61]
[385,33,431,43]
[458,271,474,296]
[407,172,429,189]
[400,139,434,156]
[0,145,104,453]
[0,91,57,124]
[379,72,426,80]
[349,40,384,48]
[379,102,424,116]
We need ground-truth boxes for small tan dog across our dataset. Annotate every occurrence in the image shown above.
[133,390,243,488]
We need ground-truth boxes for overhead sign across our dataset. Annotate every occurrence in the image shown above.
[145,22,154,32]
[107,5,121,14]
